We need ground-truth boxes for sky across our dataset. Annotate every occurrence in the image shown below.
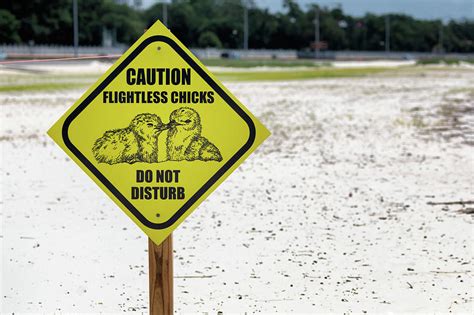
[259,0,474,21]
[145,0,474,21]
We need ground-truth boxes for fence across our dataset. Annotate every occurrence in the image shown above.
[1,44,473,61]
[0,44,127,58]
[190,48,297,59]
[0,44,297,59]
[297,50,474,61]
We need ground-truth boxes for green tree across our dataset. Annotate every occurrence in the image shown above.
[0,9,21,43]
[100,0,144,45]
[2,0,143,45]
[445,20,474,52]
[1,0,472,52]
[153,1,200,46]
[248,8,278,48]
[198,31,222,48]
[3,0,72,44]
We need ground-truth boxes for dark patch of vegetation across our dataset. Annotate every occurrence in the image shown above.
[417,57,474,65]
[0,0,473,52]
[215,67,391,81]
[202,59,318,68]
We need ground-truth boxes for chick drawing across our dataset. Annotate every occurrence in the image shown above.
[166,107,222,162]
[92,113,168,164]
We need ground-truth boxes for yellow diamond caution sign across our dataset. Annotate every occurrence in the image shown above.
[47,20,270,246]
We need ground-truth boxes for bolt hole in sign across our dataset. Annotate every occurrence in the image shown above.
[48,20,270,245]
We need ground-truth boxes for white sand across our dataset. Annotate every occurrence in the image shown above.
[208,60,416,73]
[331,60,416,68]
[1,67,473,313]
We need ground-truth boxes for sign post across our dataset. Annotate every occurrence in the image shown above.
[149,235,173,314]
[48,20,269,311]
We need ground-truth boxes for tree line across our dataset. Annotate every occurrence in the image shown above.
[1,0,473,53]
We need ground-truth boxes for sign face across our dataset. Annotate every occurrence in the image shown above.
[48,20,270,245]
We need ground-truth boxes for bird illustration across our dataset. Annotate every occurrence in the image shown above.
[166,107,222,162]
[92,113,168,164]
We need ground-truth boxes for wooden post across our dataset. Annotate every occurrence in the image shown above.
[148,235,173,314]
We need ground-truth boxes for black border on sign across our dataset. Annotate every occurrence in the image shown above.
[62,35,256,229]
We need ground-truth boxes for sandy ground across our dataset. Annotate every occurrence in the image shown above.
[1,65,473,313]
[0,60,114,75]
[0,59,418,76]
[207,60,417,73]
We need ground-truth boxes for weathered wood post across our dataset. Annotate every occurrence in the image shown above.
[148,235,173,314]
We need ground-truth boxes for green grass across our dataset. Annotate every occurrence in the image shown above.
[0,73,99,92]
[202,58,319,68]
[0,66,392,91]
[0,82,89,92]
[215,67,391,81]
[417,57,474,65]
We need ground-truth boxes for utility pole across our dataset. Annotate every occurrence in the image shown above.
[162,1,168,27]
[243,3,249,50]
[73,0,79,57]
[385,15,390,53]
[314,7,320,59]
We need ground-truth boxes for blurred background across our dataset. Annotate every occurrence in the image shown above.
[1,0,473,313]
[1,0,473,61]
